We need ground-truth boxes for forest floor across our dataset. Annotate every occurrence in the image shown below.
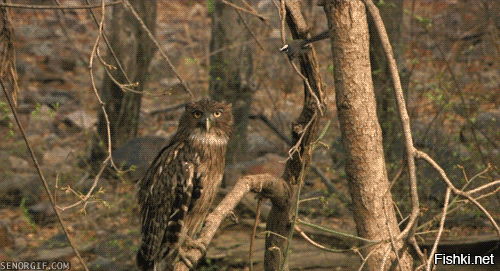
[1,1,500,270]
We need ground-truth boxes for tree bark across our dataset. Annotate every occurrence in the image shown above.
[209,0,255,164]
[91,0,157,168]
[323,0,412,270]
[263,1,326,270]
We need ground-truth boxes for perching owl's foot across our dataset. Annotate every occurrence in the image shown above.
[176,237,207,269]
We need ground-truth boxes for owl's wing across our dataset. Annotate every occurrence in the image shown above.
[136,141,197,268]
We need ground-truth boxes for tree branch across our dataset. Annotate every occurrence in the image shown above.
[0,0,123,10]
[360,0,420,242]
[0,81,89,271]
[173,174,289,271]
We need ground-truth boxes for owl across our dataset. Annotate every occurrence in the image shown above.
[136,99,233,271]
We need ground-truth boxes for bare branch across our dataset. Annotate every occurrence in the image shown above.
[221,0,268,23]
[415,150,500,236]
[234,5,265,51]
[122,0,194,99]
[0,81,89,271]
[426,188,452,271]
[0,0,123,10]
[173,174,288,270]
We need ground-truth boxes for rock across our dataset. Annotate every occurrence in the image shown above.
[159,77,185,95]
[17,25,55,41]
[26,104,57,136]
[36,234,94,261]
[13,237,27,251]
[0,221,14,249]
[28,202,57,226]
[112,136,167,180]
[461,110,500,144]
[63,110,96,130]
[88,256,121,271]
[37,91,76,108]
[8,156,30,171]
[36,247,74,261]
[460,110,500,168]
[28,41,54,58]
[0,173,42,207]
[93,234,136,264]
[40,233,69,249]
[41,233,72,249]
[247,133,285,158]
[42,146,73,166]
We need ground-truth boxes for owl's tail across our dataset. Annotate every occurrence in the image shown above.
[136,249,155,271]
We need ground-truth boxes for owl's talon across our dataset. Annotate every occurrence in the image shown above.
[186,238,206,253]
[174,237,207,269]
[178,251,194,269]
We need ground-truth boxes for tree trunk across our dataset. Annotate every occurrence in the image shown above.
[323,1,412,270]
[263,2,326,270]
[209,0,255,165]
[91,0,157,168]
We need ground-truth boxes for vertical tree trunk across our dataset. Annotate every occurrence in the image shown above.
[263,2,326,270]
[323,1,412,270]
[91,0,157,168]
[209,0,254,164]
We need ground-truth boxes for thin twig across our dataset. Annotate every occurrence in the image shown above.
[53,8,88,66]
[234,6,265,51]
[380,196,403,271]
[88,0,116,170]
[221,0,268,23]
[279,0,286,44]
[289,60,323,115]
[249,198,262,271]
[416,150,500,236]
[298,219,377,244]
[426,187,451,271]
[82,0,135,94]
[294,225,349,252]
[0,81,89,271]
[122,0,194,99]
[0,0,123,10]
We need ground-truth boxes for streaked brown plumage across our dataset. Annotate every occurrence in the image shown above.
[136,99,233,271]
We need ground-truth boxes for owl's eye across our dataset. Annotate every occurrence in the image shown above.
[213,111,222,118]
[193,111,202,119]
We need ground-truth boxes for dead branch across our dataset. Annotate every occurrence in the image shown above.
[0,2,18,107]
[221,0,269,23]
[0,0,123,10]
[415,150,500,236]
[360,0,420,242]
[174,174,289,271]
[234,5,265,51]
[122,0,194,99]
[0,81,89,271]
[82,0,136,96]
[426,188,451,271]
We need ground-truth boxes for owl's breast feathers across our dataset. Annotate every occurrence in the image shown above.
[136,137,226,270]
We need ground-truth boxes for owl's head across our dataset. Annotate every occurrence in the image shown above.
[178,99,233,145]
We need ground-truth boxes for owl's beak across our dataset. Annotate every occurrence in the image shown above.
[201,116,211,131]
